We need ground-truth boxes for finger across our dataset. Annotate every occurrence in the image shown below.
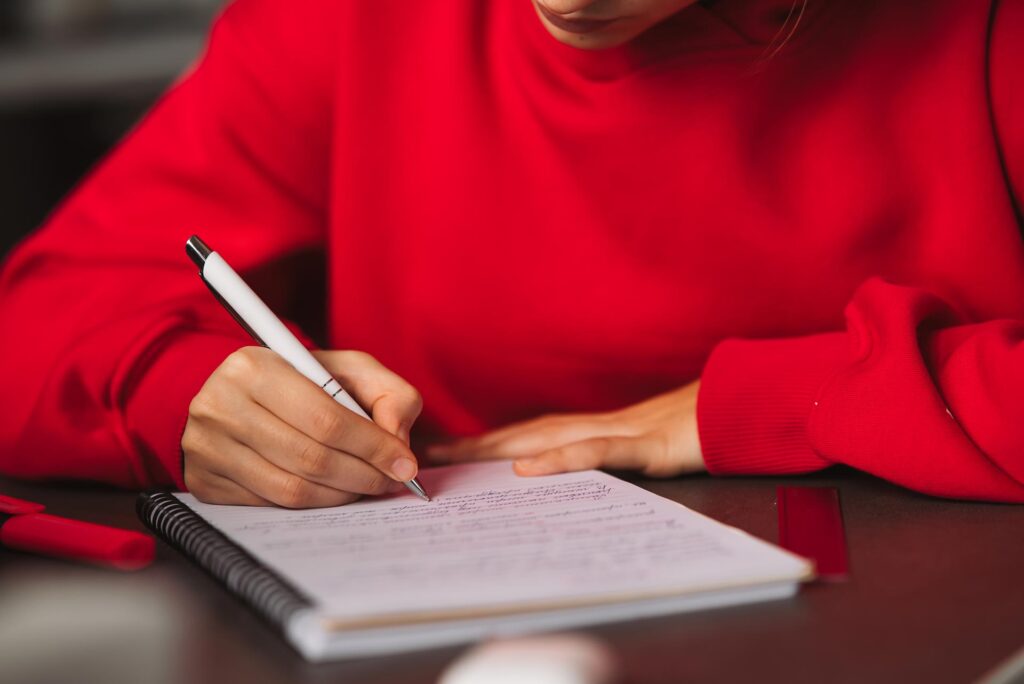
[512,436,653,477]
[186,468,273,506]
[315,350,423,443]
[225,442,363,509]
[194,426,363,509]
[234,401,400,496]
[427,423,527,463]
[429,415,608,464]
[243,352,419,482]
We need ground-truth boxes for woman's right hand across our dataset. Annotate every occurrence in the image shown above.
[182,347,423,508]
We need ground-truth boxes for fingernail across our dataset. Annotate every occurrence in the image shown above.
[514,457,543,474]
[391,458,417,481]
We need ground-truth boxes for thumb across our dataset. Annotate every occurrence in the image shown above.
[372,391,423,445]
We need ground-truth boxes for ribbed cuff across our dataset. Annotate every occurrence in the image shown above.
[123,332,248,490]
[697,333,849,475]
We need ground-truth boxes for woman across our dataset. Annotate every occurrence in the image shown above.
[1,0,1022,505]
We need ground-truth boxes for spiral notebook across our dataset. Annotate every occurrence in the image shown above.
[138,462,813,661]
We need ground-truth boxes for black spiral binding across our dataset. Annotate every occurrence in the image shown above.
[137,492,313,632]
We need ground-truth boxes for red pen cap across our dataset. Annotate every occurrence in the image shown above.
[0,513,155,571]
[0,494,47,515]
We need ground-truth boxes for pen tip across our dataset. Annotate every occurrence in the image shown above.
[407,478,431,502]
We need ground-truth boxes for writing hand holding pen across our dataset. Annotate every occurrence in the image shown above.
[182,237,429,508]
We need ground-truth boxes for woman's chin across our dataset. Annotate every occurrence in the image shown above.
[539,19,642,50]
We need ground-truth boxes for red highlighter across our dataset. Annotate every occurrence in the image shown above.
[0,494,155,570]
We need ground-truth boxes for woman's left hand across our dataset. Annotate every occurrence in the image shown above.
[427,380,706,478]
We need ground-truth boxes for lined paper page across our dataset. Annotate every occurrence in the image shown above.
[176,462,810,620]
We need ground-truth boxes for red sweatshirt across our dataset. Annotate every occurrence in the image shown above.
[1,0,1022,501]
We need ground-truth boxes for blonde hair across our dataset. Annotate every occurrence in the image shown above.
[758,0,809,65]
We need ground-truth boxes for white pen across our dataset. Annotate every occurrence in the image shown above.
[185,235,430,502]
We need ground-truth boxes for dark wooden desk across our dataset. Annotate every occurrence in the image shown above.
[2,469,1022,684]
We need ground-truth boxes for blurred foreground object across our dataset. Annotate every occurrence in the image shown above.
[976,644,1024,684]
[0,570,182,684]
[440,634,617,684]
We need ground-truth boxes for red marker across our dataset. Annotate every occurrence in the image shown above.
[0,494,155,570]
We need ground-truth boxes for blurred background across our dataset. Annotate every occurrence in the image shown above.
[0,0,223,257]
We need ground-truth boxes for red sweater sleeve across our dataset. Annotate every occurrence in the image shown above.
[698,279,1024,502]
[0,0,336,489]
